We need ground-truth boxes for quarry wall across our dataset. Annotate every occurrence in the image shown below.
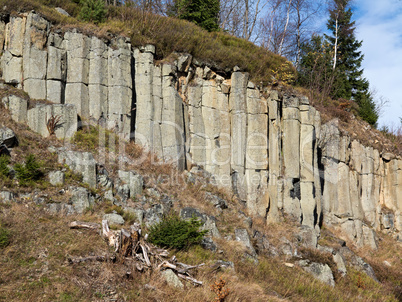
[1,12,401,248]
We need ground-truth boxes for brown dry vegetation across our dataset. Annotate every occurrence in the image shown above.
[0,0,292,86]
[1,103,402,301]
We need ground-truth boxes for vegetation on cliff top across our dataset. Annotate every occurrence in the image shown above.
[0,0,292,85]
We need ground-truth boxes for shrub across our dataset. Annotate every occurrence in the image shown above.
[79,0,106,24]
[148,214,207,250]
[0,224,10,248]
[173,0,220,32]
[14,154,43,186]
[0,155,10,179]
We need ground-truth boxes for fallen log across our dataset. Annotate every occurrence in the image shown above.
[71,219,205,287]
[102,220,120,252]
[177,273,203,286]
[69,221,100,230]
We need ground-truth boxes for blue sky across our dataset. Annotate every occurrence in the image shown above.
[352,0,402,127]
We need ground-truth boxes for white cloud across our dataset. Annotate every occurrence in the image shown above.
[354,0,402,126]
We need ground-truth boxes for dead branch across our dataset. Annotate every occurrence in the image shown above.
[46,114,62,136]
[72,220,204,286]
[178,273,203,286]
[69,221,100,230]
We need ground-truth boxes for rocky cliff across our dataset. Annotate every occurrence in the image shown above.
[1,12,401,248]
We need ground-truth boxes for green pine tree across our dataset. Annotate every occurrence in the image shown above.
[325,0,378,126]
[79,0,106,24]
[171,0,220,32]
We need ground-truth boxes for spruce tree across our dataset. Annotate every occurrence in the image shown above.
[171,0,220,32]
[79,0,107,24]
[325,0,378,126]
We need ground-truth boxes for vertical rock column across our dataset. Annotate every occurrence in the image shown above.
[382,156,402,232]
[215,78,231,187]
[360,146,377,225]
[134,45,155,148]
[64,32,90,118]
[107,38,133,140]
[266,91,282,223]
[229,71,248,201]
[396,159,402,232]
[88,36,108,120]
[282,95,301,221]
[23,13,49,100]
[47,33,67,104]
[320,120,340,225]
[201,76,229,179]
[313,110,322,227]
[299,100,317,228]
[160,64,186,170]
[336,136,352,218]
[1,16,25,87]
[245,82,268,216]
[152,64,163,158]
[187,68,206,169]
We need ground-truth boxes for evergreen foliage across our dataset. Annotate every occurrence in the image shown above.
[148,214,208,250]
[325,0,378,126]
[79,0,106,24]
[297,35,334,89]
[299,0,378,126]
[14,154,43,186]
[0,155,10,179]
[171,0,220,31]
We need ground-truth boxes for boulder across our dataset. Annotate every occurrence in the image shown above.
[47,203,75,215]
[116,184,130,203]
[204,192,228,209]
[70,187,95,214]
[252,230,270,254]
[333,252,347,276]
[55,7,70,16]
[201,237,217,251]
[339,247,378,282]
[295,226,318,248]
[58,151,97,188]
[235,228,256,256]
[0,191,15,203]
[48,171,65,186]
[103,213,125,225]
[118,170,143,199]
[161,269,183,289]
[180,207,220,238]
[0,127,18,148]
[298,261,335,287]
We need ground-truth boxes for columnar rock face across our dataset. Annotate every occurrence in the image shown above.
[1,12,401,248]
[1,12,134,140]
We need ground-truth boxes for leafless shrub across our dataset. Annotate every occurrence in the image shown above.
[46,114,62,136]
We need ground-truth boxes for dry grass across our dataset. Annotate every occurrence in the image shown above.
[0,0,292,86]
